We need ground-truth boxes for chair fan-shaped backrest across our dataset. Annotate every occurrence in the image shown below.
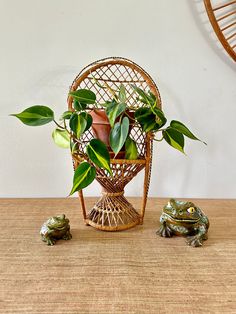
[68,57,161,158]
[68,57,161,110]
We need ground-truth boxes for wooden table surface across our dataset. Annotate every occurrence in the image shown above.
[0,198,235,314]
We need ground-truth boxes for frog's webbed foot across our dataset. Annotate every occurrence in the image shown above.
[187,224,208,247]
[157,223,173,238]
[41,235,55,245]
[62,231,72,240]
[45,237,56,246]
[186,235,203,247]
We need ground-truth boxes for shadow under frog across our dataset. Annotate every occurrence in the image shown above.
[157,199,209,247]
[40,214,72,245]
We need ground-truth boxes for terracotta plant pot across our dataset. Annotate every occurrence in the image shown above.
[89,109,111,146]
[89,109,134,159]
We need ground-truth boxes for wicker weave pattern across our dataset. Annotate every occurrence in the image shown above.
[68,57,161,231]
[204,0,236,62]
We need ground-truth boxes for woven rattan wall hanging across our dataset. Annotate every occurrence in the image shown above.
[68,57,161,231]
[204,0,236,62]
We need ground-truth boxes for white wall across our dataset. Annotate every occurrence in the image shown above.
[0,0,235,198]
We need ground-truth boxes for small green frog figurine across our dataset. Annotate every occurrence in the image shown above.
[40,214,72,246]
[157,199,209,247]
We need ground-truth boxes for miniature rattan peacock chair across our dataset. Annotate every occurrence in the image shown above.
[68,57,162,231]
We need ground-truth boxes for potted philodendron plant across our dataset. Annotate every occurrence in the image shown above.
[11,82,205,195]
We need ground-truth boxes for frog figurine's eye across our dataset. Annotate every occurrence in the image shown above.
[187,207,195,214]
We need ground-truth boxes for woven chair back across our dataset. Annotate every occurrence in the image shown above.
[68,57,161,159]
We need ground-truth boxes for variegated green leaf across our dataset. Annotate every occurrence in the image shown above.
[125,136,138,160]
[80,112,93,132]
[135,107,162,132]
[52,128,70,148]
[69,113,87,138]
[69,162,96,195]
[110,116,129,156]
[70,141,78,154]
[60,111,73,120]
[105,100,126,127]
[118,84,126,102]
[170,120,206,145]
[69,89,96,104]
[73,100,87,111]
[163,128,185,154]
[86,139,112,175]
[11,106,54,126]
[131,85,150,104]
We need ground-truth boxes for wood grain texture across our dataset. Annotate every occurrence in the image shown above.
[0,198,236,314]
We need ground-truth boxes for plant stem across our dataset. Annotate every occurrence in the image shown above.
[152,127,169,141]
[155,127,168,133]
[124,111,135,121]
[104,82,119,102]
[63,119,70,134]
[53,120,65,129]
[153,136,164,142]
[72,136,84,145]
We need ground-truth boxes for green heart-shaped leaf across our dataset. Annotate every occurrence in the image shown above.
[80,112,93,132]
[69,162,96,195]
[69,113,87,138]
[52,129,70,148]
[60,110,73,120]
[86,139,112,175]
[125,136,138,160]
[110,116,129,156]
[135,107,161,132]
[142,120,160,132]
[118,84,126,102]
[163,128,185,154]
[69,89,96,104]
[131,85,151,104]
[11,106,54,126]
[70,140,78,154]
[150,106,167,127]
[135,107,153,123]
[148,91,157,104]
[105,100,127,127]
[170,120,206,145]
[73,100,87,111]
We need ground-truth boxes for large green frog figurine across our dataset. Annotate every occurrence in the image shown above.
[157,199,209,247]
[40,214,72,245]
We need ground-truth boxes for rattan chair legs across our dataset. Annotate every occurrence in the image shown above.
[86,191,141,231]
[76,158,148,231]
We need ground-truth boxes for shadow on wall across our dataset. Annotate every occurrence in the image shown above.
[188,0,236,70]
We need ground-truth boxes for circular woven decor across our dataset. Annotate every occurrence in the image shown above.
[204,0,236,62]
